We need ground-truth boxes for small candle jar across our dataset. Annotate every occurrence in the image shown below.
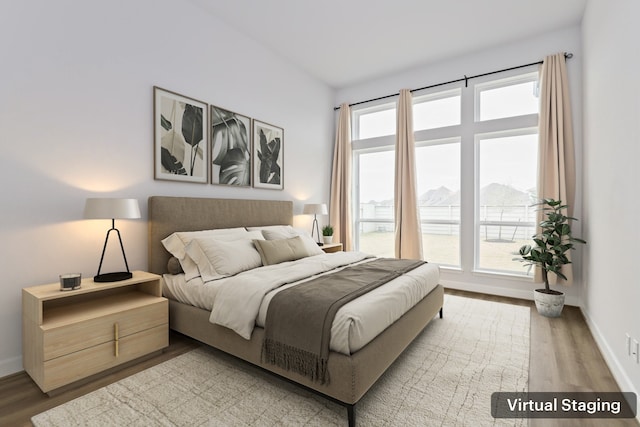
[59,273,82,291]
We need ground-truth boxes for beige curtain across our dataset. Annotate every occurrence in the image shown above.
[536,52,576,285]
[329,103,353,251]
[394,89,423,260]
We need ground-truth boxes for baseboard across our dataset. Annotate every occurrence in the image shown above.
[0,355,23,380]
[441,278,581,307]
[580,308,640,422]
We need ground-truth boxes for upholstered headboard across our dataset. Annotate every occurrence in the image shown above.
[148,196,294,275]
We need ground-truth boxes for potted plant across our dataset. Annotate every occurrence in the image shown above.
[514,198,586,317]
[321,225,334,245]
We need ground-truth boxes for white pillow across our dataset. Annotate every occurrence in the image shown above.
[161,228,249,280]
[247,225,324,256]
[185,231,264,282]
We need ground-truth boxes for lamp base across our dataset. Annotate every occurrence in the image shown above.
[94,271,133,282]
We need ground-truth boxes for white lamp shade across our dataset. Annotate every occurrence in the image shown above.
[303,203,328,215]
[84,198,141,219]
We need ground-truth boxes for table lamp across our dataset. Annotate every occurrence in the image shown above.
[302,203,327,245]
[84,198,141,282]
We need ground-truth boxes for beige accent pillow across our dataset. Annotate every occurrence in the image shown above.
[253,236,313,266]
[247,225,324,256]
[185,232,264,282]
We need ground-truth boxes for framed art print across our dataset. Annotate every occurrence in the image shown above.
[154,86,208,183]
[253,120,284,190]
[210,105,251,186]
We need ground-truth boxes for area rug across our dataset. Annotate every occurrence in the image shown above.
[32,295,529,426]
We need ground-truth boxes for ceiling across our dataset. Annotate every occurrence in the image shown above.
[189,0,587,89]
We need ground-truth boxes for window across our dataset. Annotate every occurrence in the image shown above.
[355,149,395,257]
[413,90,461,131]
[351,69,539,278]
[352,102,396,140]
[415,139,461,267]
[476,131,537,274]
[476,73,539,121]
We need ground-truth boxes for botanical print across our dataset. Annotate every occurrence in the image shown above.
[253,120,283,190]
[154,87,208,183]
[210,106,251,186]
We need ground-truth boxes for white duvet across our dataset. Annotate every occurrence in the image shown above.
[163,252,440,354]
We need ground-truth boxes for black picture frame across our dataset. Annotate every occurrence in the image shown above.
[252,120,284,190]
[153,86,208,183]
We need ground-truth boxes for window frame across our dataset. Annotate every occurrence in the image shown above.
[473,127,538,275]
[414,136,462,268]
[352,145,396,255]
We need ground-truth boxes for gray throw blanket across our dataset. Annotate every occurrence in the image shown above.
[261,258,426,384]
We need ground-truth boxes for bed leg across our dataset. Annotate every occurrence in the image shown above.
[439,307,443,319]
[347,404,355,427]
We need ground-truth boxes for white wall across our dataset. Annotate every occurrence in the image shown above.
[0,0,334,376]
[582,0,640,400]
[335,27,584,303]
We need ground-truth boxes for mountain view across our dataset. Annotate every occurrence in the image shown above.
[367,183,536,206]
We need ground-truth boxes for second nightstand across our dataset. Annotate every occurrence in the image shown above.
[321,243,343,253]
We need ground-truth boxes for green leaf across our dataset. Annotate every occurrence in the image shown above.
[181,104,203,147]
[160,147,187,175]
[560,243,573,252]
[219,148,250,186]
[161,115,172,131]
[519,245,531,256]
[160,129,185,167]
[211,114,249,166]
[555,270,568,281]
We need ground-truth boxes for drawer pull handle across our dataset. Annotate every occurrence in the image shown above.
[114,323,119,357]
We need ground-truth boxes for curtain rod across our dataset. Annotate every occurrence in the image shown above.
[333,52,573,110]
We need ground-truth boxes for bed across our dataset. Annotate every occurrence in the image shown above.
[148,196,444,426]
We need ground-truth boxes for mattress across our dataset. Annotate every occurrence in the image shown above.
[163,252,440,355]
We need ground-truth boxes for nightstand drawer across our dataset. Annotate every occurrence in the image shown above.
[42,323,168,392]
[43,298,167,360]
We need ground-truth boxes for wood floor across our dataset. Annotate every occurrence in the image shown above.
[1,289,637,427]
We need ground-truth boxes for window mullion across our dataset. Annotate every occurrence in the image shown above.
[460,85,476,274]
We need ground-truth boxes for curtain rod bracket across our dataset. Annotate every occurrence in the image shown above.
[464,75,468,88]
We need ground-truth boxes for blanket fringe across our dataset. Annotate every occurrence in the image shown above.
[262,338,329,384]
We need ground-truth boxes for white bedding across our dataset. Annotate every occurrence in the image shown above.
[163,252,440,355]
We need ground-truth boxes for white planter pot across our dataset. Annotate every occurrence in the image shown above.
[322,235,333,245]
[533,289,565,317]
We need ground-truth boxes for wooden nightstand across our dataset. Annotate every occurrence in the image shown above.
[22,271,168,393]
[321,243,343,253]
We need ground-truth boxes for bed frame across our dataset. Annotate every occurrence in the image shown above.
[148,196,444,426]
